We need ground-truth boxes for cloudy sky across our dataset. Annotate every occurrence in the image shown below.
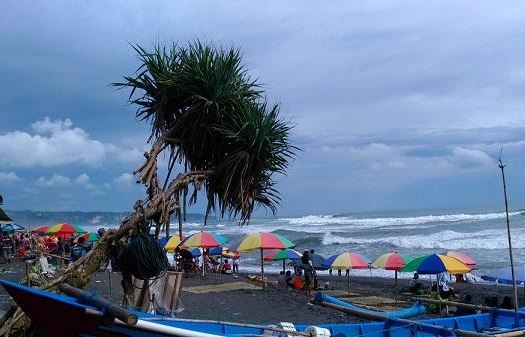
[1,1,525,216]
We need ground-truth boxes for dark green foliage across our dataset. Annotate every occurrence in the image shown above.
[114,41,296,222]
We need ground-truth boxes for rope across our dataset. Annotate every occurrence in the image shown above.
[123,232,168,280]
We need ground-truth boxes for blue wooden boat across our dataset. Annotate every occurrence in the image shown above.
[1,279,525,337]
[314,292,426,319]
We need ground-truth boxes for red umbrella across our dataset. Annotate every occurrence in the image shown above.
[32,225,49,235]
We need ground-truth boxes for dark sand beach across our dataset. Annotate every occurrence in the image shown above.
[2,260,524,325]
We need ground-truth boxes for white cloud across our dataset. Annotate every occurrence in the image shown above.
[0,171,22,184]
[114,173,135,187]
[74,173,91,185]
[0,118,143,168]
[35,174,71,187]
[446,147,494,169]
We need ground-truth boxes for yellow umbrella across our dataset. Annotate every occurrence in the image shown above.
[164,235,183,252]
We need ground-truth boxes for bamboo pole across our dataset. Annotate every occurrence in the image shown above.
[395,270,398,304]
[499,159,519,316]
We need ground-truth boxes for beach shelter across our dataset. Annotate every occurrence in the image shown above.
[46,223,87,238]
[371,252,408,302]
[164,235,183,252]
[264,248,302,272]
[322,252,369,293]
[237,232,295,289]
[0,206,12,224]
[31,225,49,235]
[446,251,476,268]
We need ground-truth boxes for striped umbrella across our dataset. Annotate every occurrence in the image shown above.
[181,231,228,249]
[237,232,295,289]
[402,254,471,274]
[164,235,184,252]
[264,249,302,273]
[446,251,476,267]
[371,252,409,302]
[323,252,369,293]
[0,224,24,233]
[73,232,99,243]
[46,223,86,238]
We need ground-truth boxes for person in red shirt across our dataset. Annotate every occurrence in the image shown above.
[221,259,232,274]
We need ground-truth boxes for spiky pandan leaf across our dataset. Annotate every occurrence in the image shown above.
[114,40,297,222]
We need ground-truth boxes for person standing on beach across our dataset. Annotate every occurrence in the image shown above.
[1,233,13,263]
[301,251,314,297]
[70,237,88,263]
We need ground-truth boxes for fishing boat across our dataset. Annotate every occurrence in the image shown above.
[1,279,525,337]
[314,292,426,319]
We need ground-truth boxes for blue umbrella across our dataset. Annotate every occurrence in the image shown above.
[0,224,24,233]
[482,266,525,285]
[184,247,202,257]
[158,236,171,247]
[209,246,223,256]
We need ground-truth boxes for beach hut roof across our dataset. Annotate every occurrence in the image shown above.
[0,206,12,224]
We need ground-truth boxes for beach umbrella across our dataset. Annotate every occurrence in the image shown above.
[31,225,49,235]
[0,223,24,233]
[73,232,99,243]
[446,251,476,267]
[401,254,471,274]
[322,252,369,293]
[264,249,302,272]
[46,223,86,238]
[237,232,295,289]
[181,231,228,276]
[183,247,202,257]
[371,252,408,302]
[158,236,171,247]
[181,231,228,249]
[164,235,184,252]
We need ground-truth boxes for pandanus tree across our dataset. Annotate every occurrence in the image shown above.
[0,41,296,336]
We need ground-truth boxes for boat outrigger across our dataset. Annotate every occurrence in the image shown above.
[1,279,525,337]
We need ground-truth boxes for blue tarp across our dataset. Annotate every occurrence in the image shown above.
[481,266,525,285]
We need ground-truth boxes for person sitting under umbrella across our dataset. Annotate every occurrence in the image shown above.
[221,259,232,274]
[409,273,423,294]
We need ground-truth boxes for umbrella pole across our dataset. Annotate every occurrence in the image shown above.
[283,260,286,274]
[260,249,265,290]
[347,270,350,294]
[395,270,398,304]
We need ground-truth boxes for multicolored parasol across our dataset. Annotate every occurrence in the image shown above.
[0,223,24,233]
[237,232,295,289]
[164,235,184,252]
[401,254,471,274]
[181,231,228,249]
[371,252,409,302]
[32,225,49,234]
[73,232,99,243]
[264,249,302,273]
[322,252,369,293]
[446,251,476,267]
[46,223,86,238]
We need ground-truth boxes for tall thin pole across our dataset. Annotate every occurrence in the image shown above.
[260,249,265,290]
[499,159,519,315]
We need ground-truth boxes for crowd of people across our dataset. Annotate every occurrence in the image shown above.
[0,229,103,267]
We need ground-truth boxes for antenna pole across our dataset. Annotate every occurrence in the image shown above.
[498,158,519,316]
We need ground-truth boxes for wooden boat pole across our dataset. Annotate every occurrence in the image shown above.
[59,283,138,326]
[141,317,312,337]
[414,297,523,318]
[314,300,504,337]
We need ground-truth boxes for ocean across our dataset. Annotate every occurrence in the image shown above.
[9,208,525,278]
